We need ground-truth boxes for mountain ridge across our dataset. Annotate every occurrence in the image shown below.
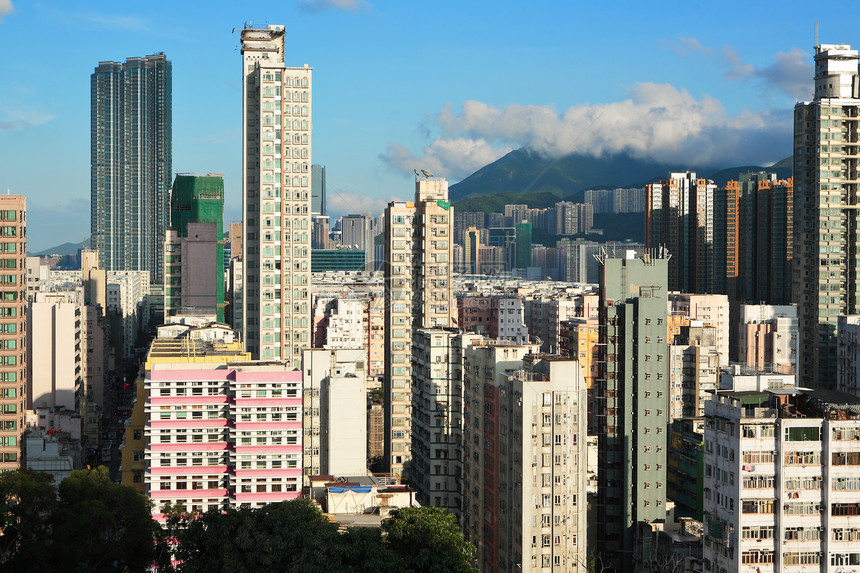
[449,149,793,205]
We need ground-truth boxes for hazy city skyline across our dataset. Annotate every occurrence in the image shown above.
[0,0,853,251]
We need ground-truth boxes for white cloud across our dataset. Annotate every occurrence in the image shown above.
[724,46,811,99]
[0,0,13,21]
[379,138,512,181]
[381,83,792,179]
[660,36,712,58]
[298,0,369,12]
[0,108,54,132]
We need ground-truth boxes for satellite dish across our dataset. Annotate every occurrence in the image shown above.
[421,169,434,178]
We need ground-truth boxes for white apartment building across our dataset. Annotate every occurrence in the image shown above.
[410,328,481,515]
[301,348,367,479]
[241,25,312,366]
[738,304,797,374]
[837,315,860,397]
[463,350,587,572]
[27,292,81,412]
[498,296,529,344]
[704,387,860,573]
[383,176,455,476]
[322,297,365,349]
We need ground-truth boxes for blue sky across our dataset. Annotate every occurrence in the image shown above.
[0,0,855,251]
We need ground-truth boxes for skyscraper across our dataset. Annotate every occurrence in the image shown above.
[794,42,860,389]
[341,213,373,270]
[383,176,455,476]
[164,174,225,321]
[91,54,172,284]
[645,172,724,294]
[725,172,793,305]
[311,164,326,216]
[0,196,26,473]
[241,26,312,365]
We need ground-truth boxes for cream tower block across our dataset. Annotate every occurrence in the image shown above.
[241,25,312,366]
[383,176,455,477]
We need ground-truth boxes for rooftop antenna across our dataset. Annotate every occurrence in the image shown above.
[815,21,819,48]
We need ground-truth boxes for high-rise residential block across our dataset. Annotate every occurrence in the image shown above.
[462,349,587,572]
[241,25,312,365]
[91,54,172,284]
[725,173,793,305]
[794,42,860,389]
[646,172,724,294]
[311,164,326,215]
[704,386,860,573]
[464,227,481,275]
[164,174,225,322]
[383,176,455,476]
[0,196,25,473]
[595,252,670,572]
[555,202,593,235]
[341,213,373,271]
[411,328,480,515]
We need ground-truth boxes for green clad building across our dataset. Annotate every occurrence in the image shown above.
[514,222,532,269]
[164,174,225,322]
[596,251,670,572]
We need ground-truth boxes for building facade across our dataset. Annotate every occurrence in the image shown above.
[383,177,455,476]
[595,253,670,572]
[726,173,793,305]
[646,172,724,294]
[794,42,860,389]
[164,174,225,322]
[241,25,312,365]
[91,54,172,284]
[0,196,26,473]
[704,387,860,573]
[462,350,587,572]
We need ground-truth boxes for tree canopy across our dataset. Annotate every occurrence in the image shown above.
[0,466,160,572]
[0,469,477,572]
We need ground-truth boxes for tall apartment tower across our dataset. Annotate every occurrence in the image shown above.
[91,54,172,284]
[595,252,670,572]
[462,350,587,572]
[464,227,481,274]
[241,26,312,365]
[383,176,455,476]
[164,174,225,322]
[725,173,794,305]
[646,172,724,293]
[794,42,860,389]
[0,196,26,473]
[311,164,326,216]
[341,213,373,271]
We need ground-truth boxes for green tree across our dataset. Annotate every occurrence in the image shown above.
[176,499,344,573]
[54,466,159,571]
[383,507,478,573]
[0,468,58,569]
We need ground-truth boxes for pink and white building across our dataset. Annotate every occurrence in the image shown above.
[145,362,303,520]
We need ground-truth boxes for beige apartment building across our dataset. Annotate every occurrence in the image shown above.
[241,25,313,366]
[383,176,455,476]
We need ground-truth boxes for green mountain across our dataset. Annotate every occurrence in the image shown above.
[449,149,705,201]
[449,148,794,203]
[29,241,85,257]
